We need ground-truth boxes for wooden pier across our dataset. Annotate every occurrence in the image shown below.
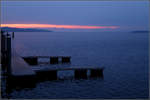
[32,66,104,80]
[1,31,104,88]
[22,56,71,65]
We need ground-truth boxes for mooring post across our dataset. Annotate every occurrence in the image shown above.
[74,69,87,79]
[50,57,59,64]
[90,69,104,78]
[36,70,57,81]
[48,70,57,80]
[61,56,71,63]
[6,35,12,75]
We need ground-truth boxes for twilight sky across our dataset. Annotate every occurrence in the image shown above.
[1,1,149,32]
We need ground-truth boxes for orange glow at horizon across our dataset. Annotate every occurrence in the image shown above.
[1,24,119,29]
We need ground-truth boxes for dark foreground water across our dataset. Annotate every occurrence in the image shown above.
[5,32,150,98]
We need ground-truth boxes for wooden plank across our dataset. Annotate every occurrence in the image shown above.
[32,66,104,72]
[22,56,71,58]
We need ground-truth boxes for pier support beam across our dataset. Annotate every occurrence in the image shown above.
[90,69,103,78]
[23,57,38,65]
[50,57,59,64]
[61,57,71,63]
[36,70,57,81]
[8,75,36,88]
[74,69,87,79]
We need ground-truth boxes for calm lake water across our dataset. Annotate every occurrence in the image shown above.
[8,32,149,98]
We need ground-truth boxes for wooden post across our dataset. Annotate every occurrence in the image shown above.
[6,36,11,75]
[50,57,59,64]
[74,69,87,79]
[90,69,103,78]
[36,70,57,81]
[61,56,71,63]
[48,70,57,80]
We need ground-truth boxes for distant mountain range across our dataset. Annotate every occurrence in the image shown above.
[131,30,149,33]
[1,27,52,32]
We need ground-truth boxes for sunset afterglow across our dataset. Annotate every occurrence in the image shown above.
[1,24,119,29]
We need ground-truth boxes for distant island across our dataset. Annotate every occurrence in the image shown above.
[1,27,52,32]
[131,30,149,33]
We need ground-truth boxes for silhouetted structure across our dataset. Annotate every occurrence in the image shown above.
[22,56,71,65]
[23,57,38,65]
[75,69,87,79]
[1,31,104,90]
[50,57,59,64]
[62,56,71,63]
